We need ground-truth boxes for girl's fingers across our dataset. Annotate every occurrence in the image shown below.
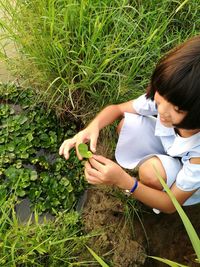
[59,138,76,159]
[75,141,83,160]
[84,166,102,184]
[85,161,101,177]
[89,155,110,171]
[90,134,98,153]
[92,154,110,164]
[59,141,66,155]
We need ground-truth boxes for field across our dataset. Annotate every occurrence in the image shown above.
[0,0,200,266]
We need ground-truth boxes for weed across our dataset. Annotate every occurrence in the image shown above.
[1,0,199,118]
[0,194,91,266]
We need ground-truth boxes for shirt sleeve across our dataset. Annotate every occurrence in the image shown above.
[133,94,158,116]
[176,157,200,192]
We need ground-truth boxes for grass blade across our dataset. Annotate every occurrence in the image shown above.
[150,256,188,267]
[86,246,110,267]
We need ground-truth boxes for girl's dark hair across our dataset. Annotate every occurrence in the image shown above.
[146,35,200,129]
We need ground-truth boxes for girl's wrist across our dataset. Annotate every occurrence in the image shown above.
[125,178,138,196]
[117,172,137,190]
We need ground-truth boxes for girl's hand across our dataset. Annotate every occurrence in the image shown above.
[59,121,99,160]
[85,155,134,190]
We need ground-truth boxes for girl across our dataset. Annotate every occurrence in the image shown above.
[59,35,200,214]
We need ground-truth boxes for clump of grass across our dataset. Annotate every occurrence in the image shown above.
[1,0,199,119]
[0,193,92,266]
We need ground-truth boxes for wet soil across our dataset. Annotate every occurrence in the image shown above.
[82,186,200,267]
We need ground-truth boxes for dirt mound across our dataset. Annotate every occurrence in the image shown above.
[82,187,146,267]
[82,187,200,267]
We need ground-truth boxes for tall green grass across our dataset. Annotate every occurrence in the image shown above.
[0,193,93,266]
[0,0,199,118]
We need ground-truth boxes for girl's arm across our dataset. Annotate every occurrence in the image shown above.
[85,155,196,214]
[133,181,196,213]
[88,100,136,130]
[59,100,137,160]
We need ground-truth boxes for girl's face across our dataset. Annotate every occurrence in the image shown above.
[154,91,187,128]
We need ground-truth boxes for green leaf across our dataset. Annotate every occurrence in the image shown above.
[15,160,22,169]
[78,143,92,159]
[7,143,15,152]
[16,188,26,197]
[30,170,38,181]
[149,256,188,267]
[60,177,70,187]
[86,246,110,267]
[18,116,28,125]
[27,133,33,142]
[0,137,5,143]
[35,246,47,255]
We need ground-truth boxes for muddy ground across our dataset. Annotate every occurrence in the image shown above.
[82,186,200,267]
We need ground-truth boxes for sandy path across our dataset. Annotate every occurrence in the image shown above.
[0,5,18,83]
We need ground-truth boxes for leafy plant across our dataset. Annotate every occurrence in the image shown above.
[0,84,86,214]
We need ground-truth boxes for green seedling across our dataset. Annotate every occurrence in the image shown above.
[78,144,93,159]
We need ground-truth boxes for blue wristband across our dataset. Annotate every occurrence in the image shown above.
[125,178,138,196]
[130,178,138,193]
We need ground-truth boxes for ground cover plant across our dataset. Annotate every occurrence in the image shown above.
[0,195,91,266]
[1,0,200,119]
[0,83,105,266]
[0,83,86,214]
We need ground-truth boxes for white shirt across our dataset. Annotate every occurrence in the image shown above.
[133,94,200,205]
